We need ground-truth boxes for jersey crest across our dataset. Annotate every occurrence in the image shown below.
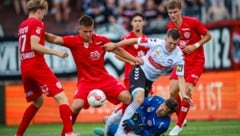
[90,51,101,60]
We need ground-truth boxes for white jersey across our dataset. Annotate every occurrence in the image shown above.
[137,37,184,81]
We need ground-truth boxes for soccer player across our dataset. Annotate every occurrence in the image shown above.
[102,13,150,135]
[105,28,191,136]
[45,15,143,136]
[116,13,149,89]
[94,96,178,136]
[166,0,212,135]
[16,0,75,136]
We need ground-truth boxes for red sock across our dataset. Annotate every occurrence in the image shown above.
[16,104,38,136]
[175,94,181,117]
[176,99,190,127]
[121,104,129,114]
[59,104,73,134]
[61,111,79,136]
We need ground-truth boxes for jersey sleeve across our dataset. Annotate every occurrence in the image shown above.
[193,18,208,36]
[30,21,44,38]
[63,35,77,48]
[137,37,163,48]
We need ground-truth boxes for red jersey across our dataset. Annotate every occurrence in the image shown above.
[18,18,46,69]
[63,33,111,82]
[121,32,149,81]
[18,18,63,100]
[167,16,208,63]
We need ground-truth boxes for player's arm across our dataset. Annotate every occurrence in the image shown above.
[177,75,193,106]
[104,38,138,51]
[31,35,68,58]
[198,31,211,46]
[183,31,211,54]
[45,32,64,45]
[115,54,135,65]
[112,47,143,65]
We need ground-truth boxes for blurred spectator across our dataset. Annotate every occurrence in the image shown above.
[206,0,231,23]
[182,0,203,19]
[80,0,106,26]
[14,0,27,15]
[104,0,119,24]
[118,0,142,30]
[145,0,168,33]
[52,0,70,23]
[143,0,158,25]
[233,0,240,19]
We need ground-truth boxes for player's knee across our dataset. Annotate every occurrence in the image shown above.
[71,99,84,113]
[132,88,145,105]
[170,91,177,98]
[33,95,43,108]
[118,91,132,104]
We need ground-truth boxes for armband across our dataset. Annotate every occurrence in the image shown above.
[194,42,200,48]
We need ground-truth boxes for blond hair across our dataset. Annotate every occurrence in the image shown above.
[26,0,48,13]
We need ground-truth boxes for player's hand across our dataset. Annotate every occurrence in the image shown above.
[123,119,137,132]
[57,51,68,59]
[134,58,144,65]
[104,43,117,51]
[182,45,197,54]
[182,94,194,107]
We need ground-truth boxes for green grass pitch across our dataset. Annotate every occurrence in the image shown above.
[0,120,240,136]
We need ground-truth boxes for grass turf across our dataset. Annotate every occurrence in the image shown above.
[0,120,240,136]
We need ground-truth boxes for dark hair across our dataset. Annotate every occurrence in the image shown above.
[130,13,145,22]
[165,98,178,114]
[79,15,94,26]
[167,28,181,40]
[167,0,182,10]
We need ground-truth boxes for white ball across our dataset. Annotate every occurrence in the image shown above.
[87,89,106,107]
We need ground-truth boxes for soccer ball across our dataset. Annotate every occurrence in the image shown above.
[87,89,106,107]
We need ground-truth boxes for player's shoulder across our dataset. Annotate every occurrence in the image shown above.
[93,33,110,41]
[122,32,136,39]
[148,95,165,102]
[183,16,200,23]
[20,18,42,27]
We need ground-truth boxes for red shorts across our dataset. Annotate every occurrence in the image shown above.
[21,65,63,102]
[170,61,204,86]
[74,75,126,109]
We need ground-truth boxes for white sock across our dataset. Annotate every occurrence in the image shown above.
[104,109,122,136]
[109,109,122,123]
[114,102,140,136]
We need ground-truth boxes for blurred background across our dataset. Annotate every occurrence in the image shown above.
[0,0,240,127]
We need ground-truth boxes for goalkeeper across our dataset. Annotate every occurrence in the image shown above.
[95,96,178,136]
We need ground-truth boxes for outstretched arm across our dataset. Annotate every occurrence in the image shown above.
[112,47,143,65]
[115,54,135,65]
[45,32,64,45]
[31,35,68,58]
[104,38,139,51]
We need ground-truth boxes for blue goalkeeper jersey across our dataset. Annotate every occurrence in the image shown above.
[136,96,171,136]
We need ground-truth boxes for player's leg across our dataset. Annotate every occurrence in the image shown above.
[16,96,43,136]
[54,91,75,136]
[103,108,123,136]
[169,79,181,116]
[176,83,193,127]
[15,76,43,136]
[41,70,75,136]
[60,86,86,136]
[115,66,146,136]
[94,124,119,136]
